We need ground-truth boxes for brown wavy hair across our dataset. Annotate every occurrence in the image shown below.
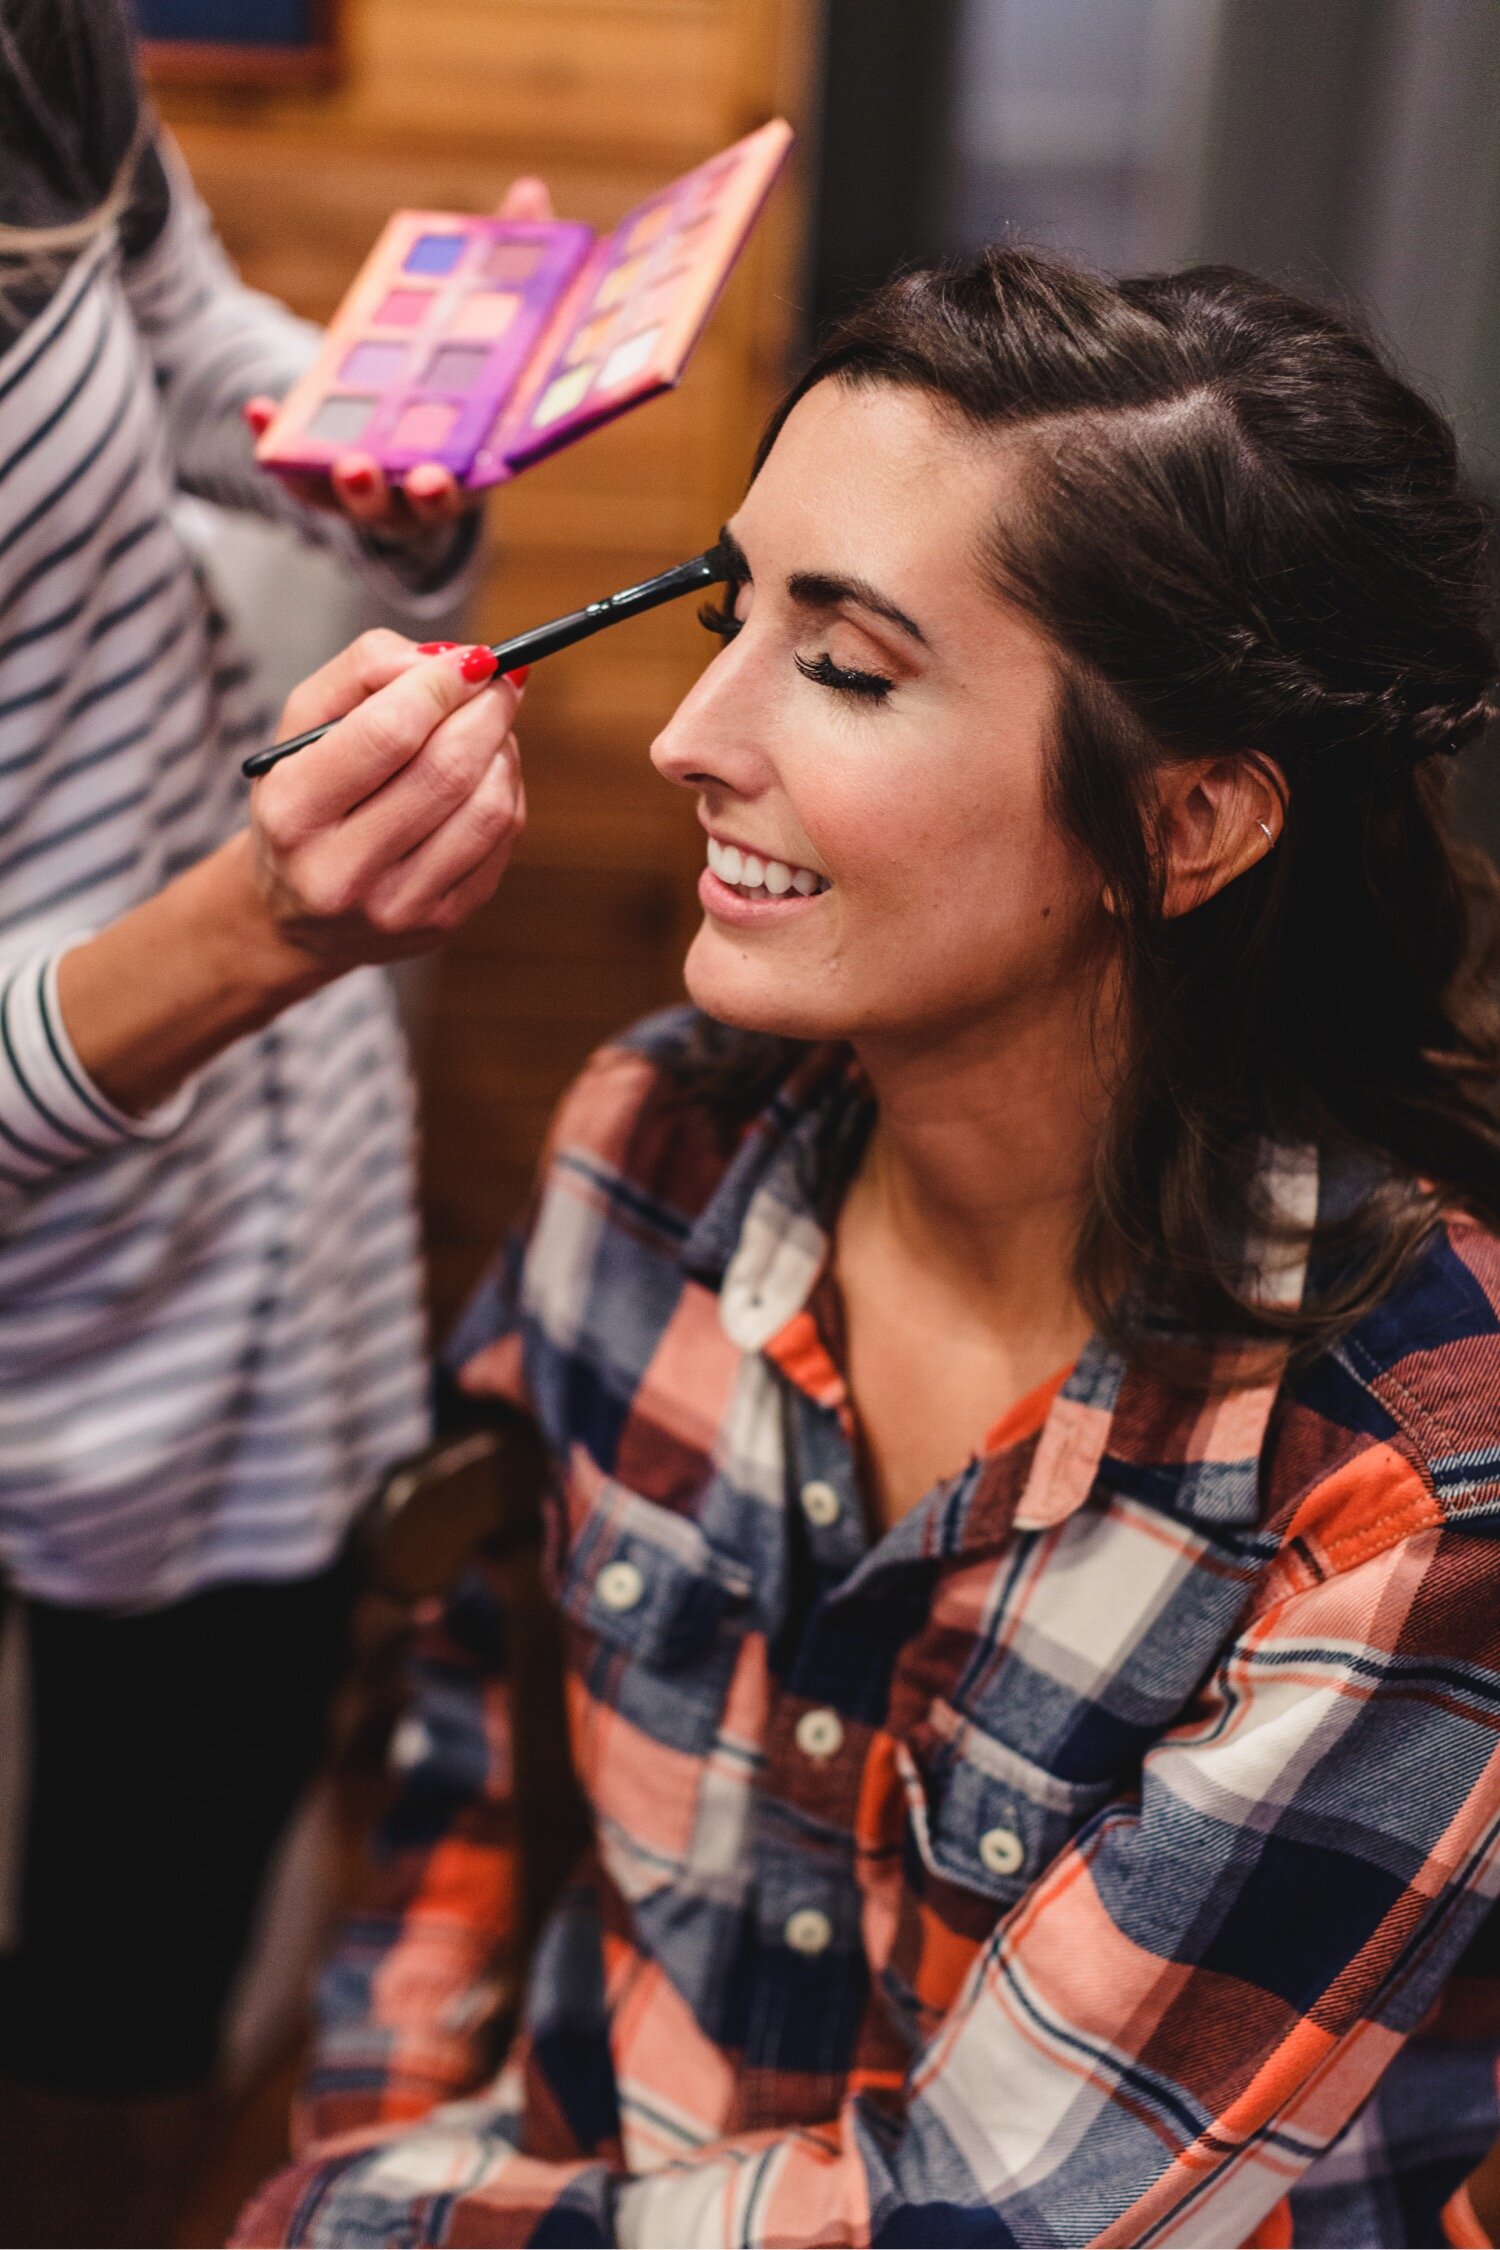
[681,246,1500,1366]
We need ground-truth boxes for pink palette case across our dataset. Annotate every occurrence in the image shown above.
[255,119,794,492]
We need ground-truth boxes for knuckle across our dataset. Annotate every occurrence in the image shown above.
[349,701,411,772]
[358,626,409,668]
[473,783,518,849]
[253,787,302,858]
[299,858,360,920]
[423,730,488,805]
[366,887,411,939]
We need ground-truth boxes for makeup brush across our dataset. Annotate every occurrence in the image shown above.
[241,543,733,779]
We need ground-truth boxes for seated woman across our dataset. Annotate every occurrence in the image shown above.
[241,246,1500,2249]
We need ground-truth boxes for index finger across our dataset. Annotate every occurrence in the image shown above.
[262,647,513,829]
[275,627,424,741]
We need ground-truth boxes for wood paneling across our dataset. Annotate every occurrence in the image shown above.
[155,0,817,1327]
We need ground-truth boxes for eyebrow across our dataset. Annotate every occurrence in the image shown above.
[717,525,929,649]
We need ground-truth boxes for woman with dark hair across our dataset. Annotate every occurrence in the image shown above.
[244,244,1500,2248]
[0,2,539,2239]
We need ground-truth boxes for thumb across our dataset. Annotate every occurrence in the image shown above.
[496,175,553,224]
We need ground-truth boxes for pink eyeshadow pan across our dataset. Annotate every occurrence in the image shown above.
[340,340,408,385]
[448,292,519,341]
[486,242,544,283]
[373,288,432,328]
[389,400,458,450]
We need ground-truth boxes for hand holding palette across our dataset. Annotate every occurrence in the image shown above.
[254,120,793,493]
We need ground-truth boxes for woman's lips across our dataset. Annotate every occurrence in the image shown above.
[698,865,829,925]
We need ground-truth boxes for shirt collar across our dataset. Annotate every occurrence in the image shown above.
[687,1057,1322,1537]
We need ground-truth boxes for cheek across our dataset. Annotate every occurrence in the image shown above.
[811,745,1063,920]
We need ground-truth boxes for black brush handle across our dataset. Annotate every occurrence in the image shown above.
[241,546,729,779]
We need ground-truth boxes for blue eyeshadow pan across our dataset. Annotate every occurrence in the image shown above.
[404,233,467,277]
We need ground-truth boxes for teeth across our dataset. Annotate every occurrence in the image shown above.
[706,836,828,900]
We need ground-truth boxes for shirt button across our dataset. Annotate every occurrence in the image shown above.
[794,1707,845,1761]
[800,1480,841,1529]
[595,1559,645,1613]
[784,1907,833,1956]
[978,1824,1025,1878]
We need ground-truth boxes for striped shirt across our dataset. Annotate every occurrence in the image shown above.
[0,144,463,1609]
[237,1011,1500,2249]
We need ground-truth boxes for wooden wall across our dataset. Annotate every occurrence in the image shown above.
[154,0,818,1326]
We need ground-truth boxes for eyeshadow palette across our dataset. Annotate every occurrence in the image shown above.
[255,119,794,492]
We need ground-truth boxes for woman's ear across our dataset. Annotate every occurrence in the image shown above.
[1155,754,1287,918]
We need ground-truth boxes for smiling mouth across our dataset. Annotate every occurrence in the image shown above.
[705,836,829,899]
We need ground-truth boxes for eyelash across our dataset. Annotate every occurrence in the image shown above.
[697,590,895,706]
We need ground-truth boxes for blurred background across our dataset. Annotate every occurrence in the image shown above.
[121,0,1498,2229]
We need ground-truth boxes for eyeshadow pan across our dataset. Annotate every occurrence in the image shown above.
[530,364,594,429]
[486,241,544,284]
[373,288,431,328]
[448,291,519,342]
[424,344,492,392]
[597,326,663,392]
[594,256,648,312]
[306,395,377,444]
[390,400,458,450]
[628,203,673,252]
[565,313,618,367]
[404,231,466,277]
[339,340,408,385]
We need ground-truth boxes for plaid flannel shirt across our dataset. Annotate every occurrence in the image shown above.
[241,1010,1500,2249]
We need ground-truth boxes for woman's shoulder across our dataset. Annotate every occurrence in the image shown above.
[537,1007,798,1232]
[1269,1209,1500,1557]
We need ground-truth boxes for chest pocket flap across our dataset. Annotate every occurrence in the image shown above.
[555,1469,753,1671]
[899,1697,1116,1906]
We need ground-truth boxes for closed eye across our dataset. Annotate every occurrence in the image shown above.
[700,594,893,703]
[794,651,893,703]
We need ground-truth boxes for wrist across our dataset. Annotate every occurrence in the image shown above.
[54,832,339,1119]
[200,829,334,1016]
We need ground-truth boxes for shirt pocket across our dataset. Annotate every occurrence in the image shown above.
[551,1463,754,1901]
[878,1696,1117,2037]
[553,1471,753,1673]
[899,1697,1117,1909]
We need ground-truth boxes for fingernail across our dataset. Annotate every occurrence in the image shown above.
[503,665,530,688]
[458,645,499,683]
[343,465,376,493]
[417,641,459,654]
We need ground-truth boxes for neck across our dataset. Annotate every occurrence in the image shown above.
[849,982,1115,1330]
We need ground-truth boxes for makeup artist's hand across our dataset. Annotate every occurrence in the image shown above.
[244,176,556,538]
[249,631,526,966]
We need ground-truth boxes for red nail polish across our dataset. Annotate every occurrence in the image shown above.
[417,641,459,654]
[343,465,376,492]
[459,645,499,683]
[504,665,530,688]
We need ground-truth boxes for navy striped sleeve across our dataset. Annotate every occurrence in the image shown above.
[0,948,194,1213]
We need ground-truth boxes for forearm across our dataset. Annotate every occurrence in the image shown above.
[54,830,329,1116]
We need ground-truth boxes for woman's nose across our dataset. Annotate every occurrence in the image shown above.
[649,640,773,795]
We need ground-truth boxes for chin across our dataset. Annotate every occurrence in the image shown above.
[681,924,847,1043]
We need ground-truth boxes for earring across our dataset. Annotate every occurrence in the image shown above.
[1257,820,1275,846]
